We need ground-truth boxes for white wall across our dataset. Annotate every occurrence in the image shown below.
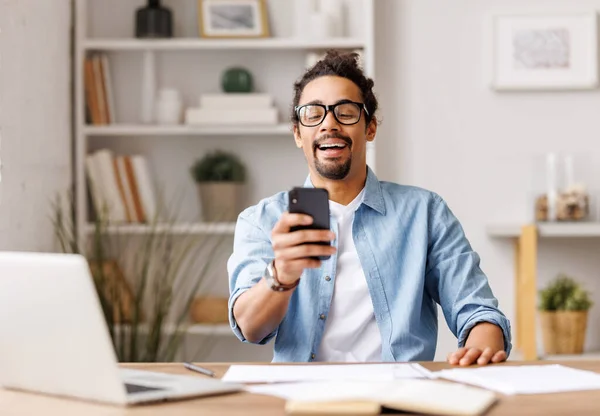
[375,0,600,360]
[0,0,72,250]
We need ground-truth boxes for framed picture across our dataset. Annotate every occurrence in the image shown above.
[489,13,598,90]
[198,0,270,38]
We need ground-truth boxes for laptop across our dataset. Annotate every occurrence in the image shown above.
[0,251,243,405]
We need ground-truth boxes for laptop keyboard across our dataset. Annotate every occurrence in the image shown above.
[125,383,165,394]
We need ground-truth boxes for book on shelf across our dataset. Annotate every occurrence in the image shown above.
[186,93,278,125]
[85,149,158,224]
[83,52,115,125]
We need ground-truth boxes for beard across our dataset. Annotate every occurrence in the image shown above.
[315,156,352,180]
[312,133,353,180]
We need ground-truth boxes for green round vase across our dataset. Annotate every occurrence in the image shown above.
[221,67,254,93]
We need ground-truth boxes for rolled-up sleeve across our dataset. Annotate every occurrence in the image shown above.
[425,195,512,355]
[227,206,278,345]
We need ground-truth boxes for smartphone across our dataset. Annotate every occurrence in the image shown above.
[288,187,331,260]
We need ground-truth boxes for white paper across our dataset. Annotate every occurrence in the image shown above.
[221,363,431,384]
[246,379,497,415]
[435,364,600,395]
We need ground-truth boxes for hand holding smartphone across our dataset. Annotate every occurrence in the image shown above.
[288,187,332,260]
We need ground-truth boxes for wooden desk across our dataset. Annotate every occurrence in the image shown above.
[2,361,600,415]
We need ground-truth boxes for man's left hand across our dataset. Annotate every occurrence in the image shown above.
[447,322,507,366]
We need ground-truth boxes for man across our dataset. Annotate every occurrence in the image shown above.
[227,50,511,365]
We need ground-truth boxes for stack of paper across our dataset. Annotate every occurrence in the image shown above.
[221,363,431,384]
[435,364,600,395]
[185,93,278,125]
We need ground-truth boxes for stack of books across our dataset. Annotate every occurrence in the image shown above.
[84,53,115,125]
[85,149,158,223]
[185,93,278,125]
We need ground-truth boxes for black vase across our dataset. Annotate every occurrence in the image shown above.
[135,0,173,38]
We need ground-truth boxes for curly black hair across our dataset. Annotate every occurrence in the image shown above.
[291,50,378,127]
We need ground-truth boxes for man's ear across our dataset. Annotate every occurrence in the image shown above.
[366,117,377,142]
[293,124,303,148]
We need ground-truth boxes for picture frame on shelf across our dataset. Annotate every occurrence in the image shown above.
[489,13,598,90]
[198,0,270,38]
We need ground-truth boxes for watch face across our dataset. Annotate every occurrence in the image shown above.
[267,261,275,277]
[265,261,278,289]
[265,260,297,291]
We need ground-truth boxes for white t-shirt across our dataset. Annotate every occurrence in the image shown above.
[316,188,382,362]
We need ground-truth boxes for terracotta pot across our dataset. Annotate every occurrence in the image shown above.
[190,297,229,324]
[540,310,588,355]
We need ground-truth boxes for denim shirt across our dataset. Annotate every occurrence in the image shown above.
[227,167,512,362]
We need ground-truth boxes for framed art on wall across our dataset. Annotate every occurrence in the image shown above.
[489,13,598,90]
[198,0,270,38]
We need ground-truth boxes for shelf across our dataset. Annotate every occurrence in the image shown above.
[186,324,233,336]
[487,223,600,238]
[85,222,236,235]
[486,224,523,238]
[83,38,366,52]
[114,323,233,336]
[83,124,291,137]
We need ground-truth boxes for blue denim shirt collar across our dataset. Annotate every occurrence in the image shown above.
[302,166,386,215]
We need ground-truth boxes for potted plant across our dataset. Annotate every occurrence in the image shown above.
[190,150,246,222]
[539,274,593,355]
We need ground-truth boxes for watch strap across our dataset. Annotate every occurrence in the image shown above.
[266,260,300,292]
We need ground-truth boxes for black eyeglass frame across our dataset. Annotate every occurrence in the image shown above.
[294,101,369,127]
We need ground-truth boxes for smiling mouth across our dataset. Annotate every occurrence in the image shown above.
[317,143,348,151]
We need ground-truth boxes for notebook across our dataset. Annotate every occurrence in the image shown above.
[248,379,497,416]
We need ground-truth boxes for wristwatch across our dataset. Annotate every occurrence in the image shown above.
[264,260,300,292]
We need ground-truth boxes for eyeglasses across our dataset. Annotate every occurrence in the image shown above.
[294,101,369,127]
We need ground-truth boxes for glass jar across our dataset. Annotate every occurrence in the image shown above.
[533,153,593,222]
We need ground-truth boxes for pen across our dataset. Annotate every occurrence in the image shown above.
[183,362,216,377]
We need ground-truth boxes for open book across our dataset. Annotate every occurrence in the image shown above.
[248,379,497,416]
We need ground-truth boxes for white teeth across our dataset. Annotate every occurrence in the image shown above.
[319,144,345,149]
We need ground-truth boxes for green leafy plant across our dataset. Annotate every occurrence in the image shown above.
[190,150,246,183]
[539,274,593,311]
[50,193,226,362]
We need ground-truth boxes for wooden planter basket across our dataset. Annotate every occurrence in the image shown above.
[539,310,588,355]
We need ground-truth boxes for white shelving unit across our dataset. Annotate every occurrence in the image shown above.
[74,0,375,362]
[75,0,376,244]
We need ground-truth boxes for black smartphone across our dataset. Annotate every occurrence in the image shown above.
[288,187,331,260]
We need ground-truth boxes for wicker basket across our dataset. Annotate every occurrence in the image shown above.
[540,310,588,355]
[190,297,229,324]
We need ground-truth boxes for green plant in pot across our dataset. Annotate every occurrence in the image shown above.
[539,274,593,355]
[190,150,246,222]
